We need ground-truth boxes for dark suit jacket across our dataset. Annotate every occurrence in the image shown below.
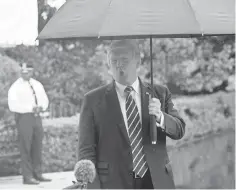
[77,79,185,189]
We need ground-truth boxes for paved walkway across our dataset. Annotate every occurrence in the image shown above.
[0,171,75,190]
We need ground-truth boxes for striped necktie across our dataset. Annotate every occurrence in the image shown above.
[125,86,148,178]
[28,80,38,106]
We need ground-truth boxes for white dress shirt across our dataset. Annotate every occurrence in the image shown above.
[8,77,49,113]
[115,78,164,134]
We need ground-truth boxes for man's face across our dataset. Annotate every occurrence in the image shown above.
[109,47,139,84]
[21,70,33,81]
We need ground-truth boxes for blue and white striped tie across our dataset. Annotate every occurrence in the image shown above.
[125,86,148,177]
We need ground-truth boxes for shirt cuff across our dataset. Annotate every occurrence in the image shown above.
[156,111,165,129]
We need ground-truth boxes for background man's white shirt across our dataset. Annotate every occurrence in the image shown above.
[115,78,164,134]
[8,77,49,113]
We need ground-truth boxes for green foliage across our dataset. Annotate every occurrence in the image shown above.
[0,54,20,123]
[37,0,57,37]
[42,124,77,173]
[138,37,235,94]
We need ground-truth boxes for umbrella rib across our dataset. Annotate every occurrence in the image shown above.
[97,0,114,38]
[186,0,204,36]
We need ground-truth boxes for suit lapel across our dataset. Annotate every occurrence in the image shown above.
[105,81,130,144]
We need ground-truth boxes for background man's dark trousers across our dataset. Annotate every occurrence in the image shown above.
[15,113,44,180]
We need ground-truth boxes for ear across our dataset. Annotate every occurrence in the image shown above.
[135,56,141,68]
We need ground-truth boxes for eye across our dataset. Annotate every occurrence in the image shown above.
[124,58,129,62]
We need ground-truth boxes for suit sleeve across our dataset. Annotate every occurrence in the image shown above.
[77,95,97,164]
[163,87,186,140]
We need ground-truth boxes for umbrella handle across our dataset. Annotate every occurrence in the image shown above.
[149,36,157,144]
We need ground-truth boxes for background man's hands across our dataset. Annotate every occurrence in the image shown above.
[33,106,43,114]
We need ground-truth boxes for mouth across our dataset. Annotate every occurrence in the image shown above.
[119,70,125,75]
[117,66,125,73]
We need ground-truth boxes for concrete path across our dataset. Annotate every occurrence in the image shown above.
[0,171,75,190]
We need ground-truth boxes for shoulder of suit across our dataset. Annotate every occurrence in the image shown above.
[154,83,169,94]
[142,81,169,94]
[84,83,110,98]
[83,84,110,107]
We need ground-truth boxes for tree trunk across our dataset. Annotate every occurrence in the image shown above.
[37,0,46,46]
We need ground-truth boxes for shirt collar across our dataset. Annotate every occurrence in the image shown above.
[19,77,33,83]
[115,78,140,97]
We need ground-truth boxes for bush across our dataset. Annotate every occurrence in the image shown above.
[42,123,77,173]
[0,119,78,176]
[0,54,20,124]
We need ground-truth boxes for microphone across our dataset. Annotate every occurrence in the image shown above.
[63,160,96,189]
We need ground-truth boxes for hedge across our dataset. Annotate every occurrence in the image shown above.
[0,122,78,176]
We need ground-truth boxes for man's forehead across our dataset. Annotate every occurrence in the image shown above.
[109,39,139,55]
[110,48,132,57]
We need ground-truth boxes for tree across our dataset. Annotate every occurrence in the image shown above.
[37,0,57,46]
[138,36,235,94]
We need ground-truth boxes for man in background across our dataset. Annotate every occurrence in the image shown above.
[8,62,51,185]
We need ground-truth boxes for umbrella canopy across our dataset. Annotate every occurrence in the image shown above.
[38,0,235,40]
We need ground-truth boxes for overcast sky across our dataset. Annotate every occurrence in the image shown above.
[0,0,65,46]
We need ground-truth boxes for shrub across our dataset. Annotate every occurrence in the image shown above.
[42,123,77,173]
[0,120,78,176]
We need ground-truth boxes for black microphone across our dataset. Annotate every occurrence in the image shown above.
[63,160,96,189]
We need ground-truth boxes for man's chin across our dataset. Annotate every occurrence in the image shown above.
[119,70,125,76]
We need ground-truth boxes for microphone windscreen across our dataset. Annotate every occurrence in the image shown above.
[63,181,83,189]
[74,159,96,183]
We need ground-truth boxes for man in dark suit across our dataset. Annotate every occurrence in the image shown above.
[77,40,185,189]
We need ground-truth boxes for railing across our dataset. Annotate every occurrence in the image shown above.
[48,103,78,118]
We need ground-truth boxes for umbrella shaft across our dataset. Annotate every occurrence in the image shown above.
[150,36,153,96]
[150,36,157,144]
